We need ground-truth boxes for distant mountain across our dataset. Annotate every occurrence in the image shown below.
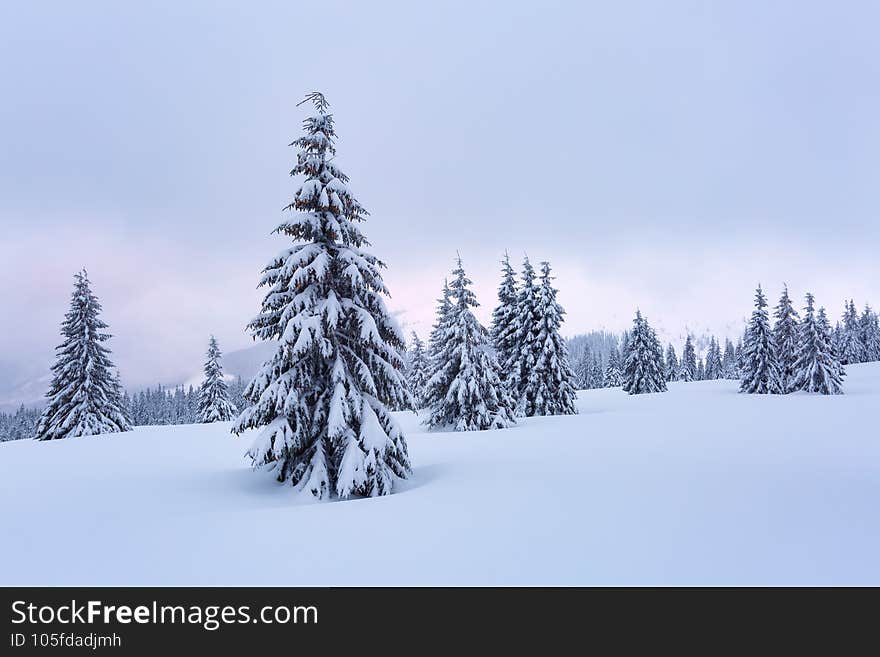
[0,341,278,412]
[183,340,277,388]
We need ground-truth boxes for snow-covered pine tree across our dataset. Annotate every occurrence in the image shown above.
[679,334,697,382]
[839,299,865,364]
[604,346,622,387]
[740,285,782,394]
[516,261,578,415]
[490,251,519,388]
[573,347,591,389]
[197,336,237,423]
[772,285,800,393]
[793,293,844,394]
[231,93,411,499]
[722,338,737,379]
[704,337,723,380]
[859,304,880,362]
[589,353,605,389]
[818,306,847,382]
[621,310,668,395]
[423,257,516,430]
[734,336,744,376]
[695,357,705,381]
[406,332,430,409]
[506,256,540,413]
[665,343,679,382]
[35,270,131,440]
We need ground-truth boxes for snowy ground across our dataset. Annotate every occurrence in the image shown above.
[2,363,879,586]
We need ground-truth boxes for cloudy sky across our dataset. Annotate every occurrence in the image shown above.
[1,0,878,394]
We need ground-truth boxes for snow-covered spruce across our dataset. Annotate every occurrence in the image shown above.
[35,270,131,440]
[232,93,410,499]
[839,300,865,364]
[604,346,622,387]
[197,336,237,423]
[740,285,782,395]
[523,262,579,415]
[665,344,679,382]
[406,332,430,410]
[423,257,516,431]
[722,338,737,379]
[490,251,519,390]
[704,337,723,380]
[792,293,844,394]
[622,310,668,395]
[772,285,800,393]
[504,256,540,413]
[862,305,880,362]
[679,334,697,382]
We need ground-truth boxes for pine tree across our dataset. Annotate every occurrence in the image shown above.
[740,285,782,394]
[589,352,604,390]
[506,256,540,414]
[734,337,744,376]
[704,337,723,380]
[664,343,679,382]
[428,280,452,370]
[679,335,697,382]
[490,251,519,388]
[423,257,516,430]
[818,306,847,382]
[197,336,237,423]
[793,293,844,394]
[574,347,592,389]
[35,270,131,440]
[518,262,579,415]
[721,338,737,379]
[231,93,410,499]
[604,346,622,387]
[859,305,880,362]
[839,299,865,364]
[622,310,668,395]
[772,285,800,393]
[695,357,705,381]
[406,332,430,409]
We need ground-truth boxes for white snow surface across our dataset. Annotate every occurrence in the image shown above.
[2,363,880,585]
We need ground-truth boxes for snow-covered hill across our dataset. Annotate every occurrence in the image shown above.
[2,363,879,585]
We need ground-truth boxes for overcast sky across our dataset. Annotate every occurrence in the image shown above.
[1,0,878,391]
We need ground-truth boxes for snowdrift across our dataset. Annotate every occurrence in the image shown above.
[2,363,879,585]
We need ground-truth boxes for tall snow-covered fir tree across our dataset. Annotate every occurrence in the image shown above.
[793,293,844,394]
[818,306,847,382]
[772,285,800,393]
[734,336,744,375]
[695,357,705,381]
[861,305,880,362]
[519,261,579,415]
[665,344,679,382]
[506,256,540,413]
[740,285,782,394]
[423,257,516,431]
[604,346,622,387]
[197,336,237,423]
[722,338,737,379]
[704,337,723,380]
[231,93,411,499]
[839,299,865,364]
[589,352,604,389]
[428,280,452,367]
[621,310,668,395]
[490,251,519,389]
[406,332,430,410]
[574,348,592,389]
[35,270,131,440]
[679,335,697,382]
